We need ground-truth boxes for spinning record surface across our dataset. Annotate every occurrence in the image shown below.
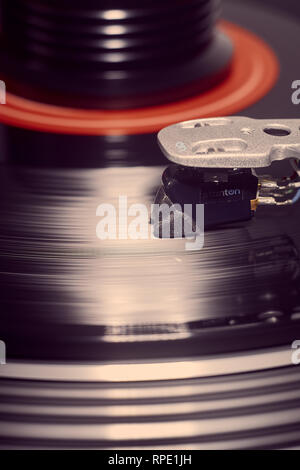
[0,0,300,450]
[0,164,300,361]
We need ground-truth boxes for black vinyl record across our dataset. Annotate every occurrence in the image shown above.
[0,0,300,450]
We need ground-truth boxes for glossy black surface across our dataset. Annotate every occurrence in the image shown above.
[0,0,300,451]
[0,0,300,361]
[0,161,299,361]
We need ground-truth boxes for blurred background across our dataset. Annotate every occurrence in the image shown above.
[0,0,300,450]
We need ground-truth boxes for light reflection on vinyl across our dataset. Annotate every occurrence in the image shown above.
[1,0,300,451]
[0,163,300,449]
[0,165,300,361]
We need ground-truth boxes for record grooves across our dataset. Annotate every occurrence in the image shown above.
[0,0,300,450]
